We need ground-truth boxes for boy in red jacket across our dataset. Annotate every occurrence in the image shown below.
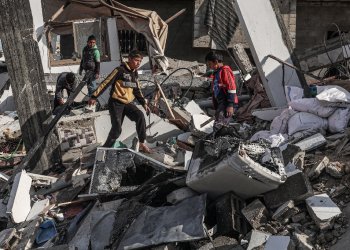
[205,51,239,123]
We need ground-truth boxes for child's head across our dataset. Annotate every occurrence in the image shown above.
[87,35,96,48]
[128,50,143,70]
[205,51,223,70]
[66,72,75,84]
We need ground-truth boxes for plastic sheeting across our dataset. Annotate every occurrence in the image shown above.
[118,195,207,250]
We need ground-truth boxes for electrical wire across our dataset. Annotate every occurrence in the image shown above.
[0,139,23,161]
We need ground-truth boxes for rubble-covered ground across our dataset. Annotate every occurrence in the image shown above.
[3,59,350,250]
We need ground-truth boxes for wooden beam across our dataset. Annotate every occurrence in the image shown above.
[165,8,186,24]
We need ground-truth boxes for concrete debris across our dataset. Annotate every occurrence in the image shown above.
[294,133,327,152]
[246,230,271,250]
[6,170,32,223]
[264,172,313,209]
[306,194,342,230]
[264,235,295,250]
[272,200,296,221]
[308,156,329,180]
[326,161,345,178]
[215,192,248,235]
[241,199,269,229]
[26,199,50,221]
[166,187,198,204]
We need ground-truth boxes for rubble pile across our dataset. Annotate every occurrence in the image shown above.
[1,79,350,249]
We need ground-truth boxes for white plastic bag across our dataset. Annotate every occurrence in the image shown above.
[288,112,328,136]
[316,86,350,107]
[328,108,350,133]
[289,98,336,118]
[270,108,297,134]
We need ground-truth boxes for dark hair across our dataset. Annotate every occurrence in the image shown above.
[128,49,143,59]
[205,51,223,63]
[87,35,96,41]
[66,72,75,84]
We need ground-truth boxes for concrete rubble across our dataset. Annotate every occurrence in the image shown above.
[2,3,350,250]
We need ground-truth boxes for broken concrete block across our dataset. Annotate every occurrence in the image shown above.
[185,100,205,115]
[281,144,305,169]
[241,199,269,229]
[247,230,271,250]
[166,187,198,204]
[26,199,50,221]
[215,192,248,235]
[0,228,18,249]
[191,114,214,135]
[308,156,329,180]
[6,170,32,223]
[294,232,314,250]
[264,172,313,209]
[264,236,294,250]
[326,161,344,178]
[272,200,295,221]
[27,173,58,187]
[291,212,306,223]
[306,194,341,230]
[294,133,327,152]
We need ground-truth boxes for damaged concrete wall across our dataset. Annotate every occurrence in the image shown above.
[296,0,350,53]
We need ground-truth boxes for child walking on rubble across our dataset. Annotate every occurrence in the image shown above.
[88,50,152,153]
[205,51,239,124]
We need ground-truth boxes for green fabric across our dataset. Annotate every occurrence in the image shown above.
[92,45,100,62]
[113,140,127,149]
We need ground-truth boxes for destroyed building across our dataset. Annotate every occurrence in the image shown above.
[2,0,350,249]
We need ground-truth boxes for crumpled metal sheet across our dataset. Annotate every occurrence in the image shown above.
[118,194,207,250]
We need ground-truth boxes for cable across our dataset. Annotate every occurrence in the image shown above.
[0,139,23,161]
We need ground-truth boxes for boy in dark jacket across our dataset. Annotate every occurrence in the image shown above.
[205,51,238,123]
[79,35,100,96]
[88,50,152,153]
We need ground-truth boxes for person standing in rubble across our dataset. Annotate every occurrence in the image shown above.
[205,51,238,123]
[53,72,76,114]
[79,35,100,96]
[88,50,152,153]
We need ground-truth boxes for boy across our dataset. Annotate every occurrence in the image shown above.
[53,72,76,115]
[79,35,100,96]
[88,50,152,153]
[205,51,238,123]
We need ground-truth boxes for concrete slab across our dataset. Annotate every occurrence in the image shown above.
[252,106,288,121]
[330,203,350,250]
[26,199,50,221]
[306,193,341,230]
[235,0,302,107]
[294,133,327,152]
[6,170,32,223]
[264,236,294,250]
[294,232,314,250]
[166,187,198,204]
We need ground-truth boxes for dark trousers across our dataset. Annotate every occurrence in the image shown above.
[103,99,146,147]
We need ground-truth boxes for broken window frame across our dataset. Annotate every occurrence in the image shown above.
[47,18,111,67]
